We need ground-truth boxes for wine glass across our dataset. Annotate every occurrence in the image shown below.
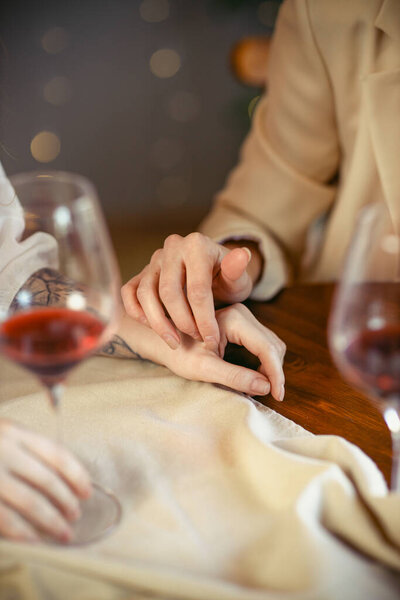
[328,201,400,492]
[0,171,123,543]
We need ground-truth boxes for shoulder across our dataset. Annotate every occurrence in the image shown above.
[278,0,382,36]
[306,0,382,36]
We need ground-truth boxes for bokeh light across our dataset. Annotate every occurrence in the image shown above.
[43,76,72,106]
[41,27,69,54]
[30,131,61,163]
[150,48,181,79]
[139,0,170,23]
[156,175,189,207]
[257,1,280,28]
[168,91,201,123]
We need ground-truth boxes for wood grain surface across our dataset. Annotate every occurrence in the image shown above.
[227,284,392,486]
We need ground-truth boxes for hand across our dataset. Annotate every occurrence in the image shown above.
[161,303,286,401]
[0,420,92,543]
[121,233,260,353]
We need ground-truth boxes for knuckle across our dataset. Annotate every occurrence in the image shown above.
[185,231,207,249]
[150,248,163,264]
[231,302,246,313]
[136,280,151,299]
[164,234,182,248]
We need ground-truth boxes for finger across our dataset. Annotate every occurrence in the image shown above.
[158,248,200,339]
[136,264,181,349]
[220,247,251,282]
[235,329,284,401]
[0,500,40,542]
[214,247,253,303]
[194,353,271,396]
[121,272,149,325]
[14,428,92,499]
[8,444,81,521]
[218,305,286,401]
[184,248,220,352]
[0,471,73,542]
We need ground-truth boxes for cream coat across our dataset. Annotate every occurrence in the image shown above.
[200,0,400,299]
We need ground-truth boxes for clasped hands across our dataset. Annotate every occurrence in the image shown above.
[122,233,286,402]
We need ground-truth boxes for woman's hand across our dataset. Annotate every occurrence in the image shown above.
[121,233,262,353]
[161,303,286,401]
[0,420,92,543]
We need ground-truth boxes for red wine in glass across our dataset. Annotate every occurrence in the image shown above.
[343,325,400,404]
[0,308,105,391]
[329,202,400,492]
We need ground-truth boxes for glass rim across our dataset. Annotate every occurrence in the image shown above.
[8,170,97,198]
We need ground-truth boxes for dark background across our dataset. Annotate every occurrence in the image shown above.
[0,0,281,278]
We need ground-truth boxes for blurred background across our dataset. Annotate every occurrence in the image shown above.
[0,0,281,281]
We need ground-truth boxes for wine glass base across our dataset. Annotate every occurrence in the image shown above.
[45,482,122,546]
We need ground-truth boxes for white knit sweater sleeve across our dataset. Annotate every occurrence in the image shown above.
[0,165,57,312]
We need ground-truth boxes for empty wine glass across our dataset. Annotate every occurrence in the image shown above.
[0,171,123,543]
[328,202,400,492]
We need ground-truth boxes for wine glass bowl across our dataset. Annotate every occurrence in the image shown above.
[329,202,400,492]
[0,171,123,543]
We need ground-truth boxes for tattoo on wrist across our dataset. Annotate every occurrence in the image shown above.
[99,335,143,360]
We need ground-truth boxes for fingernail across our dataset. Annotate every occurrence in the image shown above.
[278,385,285,402]
[242,247,252,262]
[204,336,218,352]
[162,334,180,349]
[251,379,270,395]
[139,316,149,326]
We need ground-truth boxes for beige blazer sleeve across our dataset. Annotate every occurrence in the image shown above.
[200,0,340,300]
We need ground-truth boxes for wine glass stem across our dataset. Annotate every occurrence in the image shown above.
[391,432,400,493]
[46,383,64,444]
[383,406,400,492]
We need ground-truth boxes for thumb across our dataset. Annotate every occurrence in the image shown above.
[220,247,251,283]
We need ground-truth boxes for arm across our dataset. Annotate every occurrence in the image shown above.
[122,0,339,349]
[11,267,285,398]
[200,0,339,298]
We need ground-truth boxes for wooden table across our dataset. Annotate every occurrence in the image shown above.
[228,283,393,486]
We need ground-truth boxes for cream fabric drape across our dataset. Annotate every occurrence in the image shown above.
[0,355,399,600]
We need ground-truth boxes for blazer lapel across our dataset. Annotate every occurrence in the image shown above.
[364,0,400,224]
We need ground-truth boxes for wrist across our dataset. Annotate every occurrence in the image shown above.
[114,313,172,366]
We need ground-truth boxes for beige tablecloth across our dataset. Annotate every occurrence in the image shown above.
[0,355,399,600]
